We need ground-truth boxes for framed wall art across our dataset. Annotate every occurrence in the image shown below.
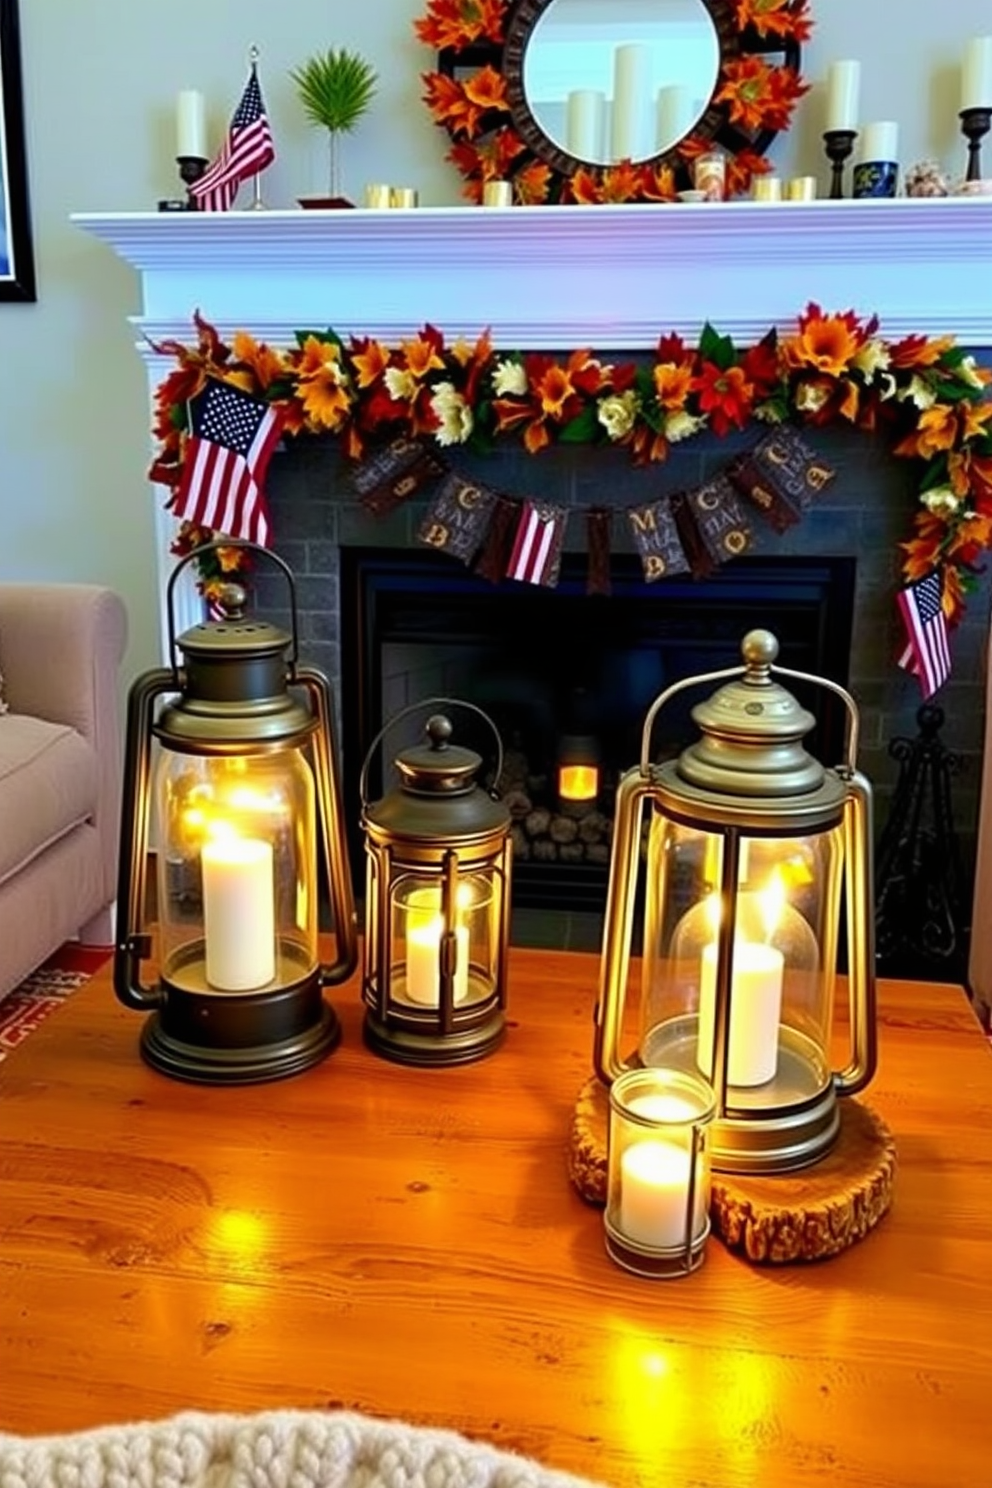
[0,0,35,301]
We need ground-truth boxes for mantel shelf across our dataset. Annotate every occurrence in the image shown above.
[74,198,992,350]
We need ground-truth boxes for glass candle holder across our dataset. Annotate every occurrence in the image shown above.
[604,1067,716,1279]
[693,149,727,201]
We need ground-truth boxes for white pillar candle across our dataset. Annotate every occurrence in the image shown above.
[176,89,206,159]
[861,120,899,163]
[825,60,860,132]
[610,43,652,161]
[697,940,784,1087]
[201,837,275,992]
[619,1138,705,1249]
[656,83,692,151]
[566,88,606,159]
[962,36,992,111]
[405,914,470,1005]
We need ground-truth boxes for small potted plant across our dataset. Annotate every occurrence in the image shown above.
[292,46,378,209]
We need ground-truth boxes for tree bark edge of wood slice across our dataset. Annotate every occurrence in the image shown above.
[567,1075,897,1264]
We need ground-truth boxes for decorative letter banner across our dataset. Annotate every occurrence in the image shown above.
[350,429,840,590]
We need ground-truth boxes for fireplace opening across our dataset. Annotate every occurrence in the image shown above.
[340,548,856,934]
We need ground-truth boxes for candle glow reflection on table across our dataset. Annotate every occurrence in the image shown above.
[201,834,275,991]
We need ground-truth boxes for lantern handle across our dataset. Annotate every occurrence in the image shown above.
[639,663,861,775]
[359,697,504,808]
[165,540,302,671]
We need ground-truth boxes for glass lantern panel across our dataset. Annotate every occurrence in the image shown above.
[388,871,496,1009]
[639,806,845,1113]
[153,744,318,994]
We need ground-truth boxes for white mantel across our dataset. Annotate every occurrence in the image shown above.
[74,197,992,644]
[75,197,992,351]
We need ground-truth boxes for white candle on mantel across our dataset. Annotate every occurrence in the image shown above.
[610,43,652,161]
[201,837,275,992]
[176,89,206,159]
[405,913,470,1006]
[825,60,860,133]
[961,36,992,112]
[860,120,899,163]
[620,1138,704,1249]
[566,89,606,160]
[697,940,784,1087]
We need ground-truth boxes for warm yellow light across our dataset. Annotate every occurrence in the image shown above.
[559,763,599,801]
[758,868,787,942]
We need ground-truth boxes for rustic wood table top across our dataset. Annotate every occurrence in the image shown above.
[1,948,990,1487]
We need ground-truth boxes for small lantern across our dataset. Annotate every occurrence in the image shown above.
[557,732,601,811]
[114,545,358,1084]
[360,702,512,1066]
[594,630,877,1174]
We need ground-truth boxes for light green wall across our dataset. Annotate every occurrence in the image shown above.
[1,0,988,677]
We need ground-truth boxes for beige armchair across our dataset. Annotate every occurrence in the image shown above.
[0,584,127,1001]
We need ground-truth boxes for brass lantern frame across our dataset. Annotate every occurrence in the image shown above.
[114,544,358,1084]
[594,634,877,1174]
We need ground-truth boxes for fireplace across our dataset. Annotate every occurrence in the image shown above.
[339,547,855,919]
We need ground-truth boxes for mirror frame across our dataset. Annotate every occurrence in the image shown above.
[416,0,809,204]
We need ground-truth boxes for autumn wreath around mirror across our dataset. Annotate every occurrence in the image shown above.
[415,0,810,203]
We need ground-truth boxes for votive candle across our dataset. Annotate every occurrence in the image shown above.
[201,836,275,991]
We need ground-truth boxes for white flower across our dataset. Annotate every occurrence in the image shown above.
[384,366,418,403]
[665,410,707,443]
[921,485,961,516]
[596,390,639,440]
[430,381,474,446]
[957,355,988,390]
[897,374,937,410]
[492,358,528,397]
[794,380,831,413]
[852,339,891,380]
[877,372,898,401]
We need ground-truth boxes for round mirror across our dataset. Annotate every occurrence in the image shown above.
[417,0,808,204]
[522,0,720,166]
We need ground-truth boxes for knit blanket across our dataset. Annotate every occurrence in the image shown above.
[0,1409,608,1488]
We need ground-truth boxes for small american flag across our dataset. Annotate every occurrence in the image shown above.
[172,380,285,546]
[897,569,951,700]
[505,501,567,586]
[189,64,275,212]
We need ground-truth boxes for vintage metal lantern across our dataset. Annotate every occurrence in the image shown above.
[114,545,358,1084]
[360,702,512,1066]
[594,630,877,1174]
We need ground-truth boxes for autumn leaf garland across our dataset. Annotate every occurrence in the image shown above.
[151,306,992,628]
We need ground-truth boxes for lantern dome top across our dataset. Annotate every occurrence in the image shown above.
[678,629,824,798]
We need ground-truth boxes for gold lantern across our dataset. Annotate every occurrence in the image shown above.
[114,545,358,1084]
[360,702,512,1066]
[594,630,877,1173]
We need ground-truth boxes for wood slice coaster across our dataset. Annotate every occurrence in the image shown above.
[567,1075,897,1264]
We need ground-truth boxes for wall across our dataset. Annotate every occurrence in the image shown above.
[1,0,991,682]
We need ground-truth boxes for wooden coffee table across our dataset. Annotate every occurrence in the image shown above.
[1,948,990,1488]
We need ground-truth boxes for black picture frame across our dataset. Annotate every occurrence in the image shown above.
[0,0,35,302]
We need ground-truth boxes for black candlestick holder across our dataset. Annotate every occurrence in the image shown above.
[960,106,992,183]
[823,128,857,199]
[177,154,208,209]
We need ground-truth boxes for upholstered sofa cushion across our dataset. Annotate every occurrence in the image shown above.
[0,714,98,886]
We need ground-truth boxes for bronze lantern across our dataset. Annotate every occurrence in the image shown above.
[360,702,512,1066]
[594,629,877,1174]
[114,544,358,1084]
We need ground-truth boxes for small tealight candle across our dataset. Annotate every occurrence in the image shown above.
[785,175,817,201]
[364,183,393,209]
[482,180,513,207]
[605,1068,715,1279]
[752,175,782,202]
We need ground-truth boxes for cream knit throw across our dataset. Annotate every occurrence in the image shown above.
[0,1409,608,1488]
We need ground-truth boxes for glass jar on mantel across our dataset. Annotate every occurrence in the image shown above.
[594,630,878,1175]
[360,702,512,1067]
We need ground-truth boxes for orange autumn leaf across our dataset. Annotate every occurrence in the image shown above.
[399,333,446,379]
[893,404,958,459]
[513,161,552,205]
[350,337,390,389]
[523,421,551,454]
[654,362,693,410]
[414,0,505,50]
[889,333,957,369]
[567,168,604,205]
[294,336,353,431]
[960,400,992,442]
[734,0,814,41]
[463,64,508,112]
[598,161,644,202]
[231,332,288,391]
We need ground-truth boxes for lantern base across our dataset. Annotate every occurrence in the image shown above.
[362,1008,505,1066]
[139,977,340,1085]
[604,1217,710,1280]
